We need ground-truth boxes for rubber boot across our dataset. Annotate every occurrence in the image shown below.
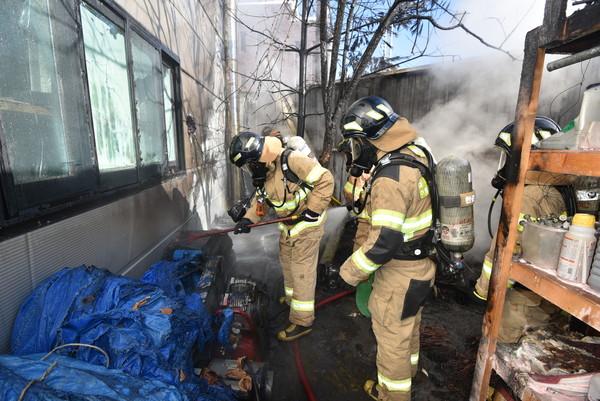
[468,288,487,306]
[277,324,312,341]
[364,380,380,400]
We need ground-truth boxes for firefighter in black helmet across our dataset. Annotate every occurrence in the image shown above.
[228,131,334,341]
[338,96,436,401]
[471,117,577,334]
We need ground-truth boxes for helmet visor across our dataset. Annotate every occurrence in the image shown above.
[497,150,507,172]
[349,138,364,161]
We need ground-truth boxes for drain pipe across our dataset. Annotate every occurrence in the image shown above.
[224,0,241,202]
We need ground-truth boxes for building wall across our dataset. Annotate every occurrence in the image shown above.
[236,0,320,133]
[0,0,230,353]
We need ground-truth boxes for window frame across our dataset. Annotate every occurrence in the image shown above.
[0,0,185,234]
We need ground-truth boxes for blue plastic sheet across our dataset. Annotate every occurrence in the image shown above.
[0,354,188,401]
[10,265,236,401]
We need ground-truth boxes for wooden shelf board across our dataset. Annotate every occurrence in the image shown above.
[528,150,600,177]
[510,261,600,331]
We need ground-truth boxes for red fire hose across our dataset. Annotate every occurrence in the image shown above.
[186,216,299,241]
[294,289,354,401]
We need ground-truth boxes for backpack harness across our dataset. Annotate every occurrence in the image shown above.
[256,149,314,218]
[362,144,441,261]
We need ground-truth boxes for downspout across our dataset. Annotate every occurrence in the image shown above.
[296,0,309,138]
[225,0,241,201]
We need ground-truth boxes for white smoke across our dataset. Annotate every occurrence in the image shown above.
[412,52,600,262]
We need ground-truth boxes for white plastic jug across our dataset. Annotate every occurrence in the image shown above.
[556,213,597,283]
[539,83,600,149]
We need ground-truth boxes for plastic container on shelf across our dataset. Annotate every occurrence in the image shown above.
[556,213,597,283]
[538,83,600,150]
[587,238,600,291]
[521,221,567,270]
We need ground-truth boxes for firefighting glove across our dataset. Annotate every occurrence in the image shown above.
[234,218,253,234]
[301,209,320,222]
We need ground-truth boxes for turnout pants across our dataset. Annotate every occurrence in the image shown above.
[279,223,324,327]
[369,258,436,401]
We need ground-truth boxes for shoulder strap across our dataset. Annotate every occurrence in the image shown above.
[281,149,313,191]
[371,144,438,218]
[369,144,441,256]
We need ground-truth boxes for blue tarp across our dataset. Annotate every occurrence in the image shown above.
[0,354,188,401]
[10,265,237,401]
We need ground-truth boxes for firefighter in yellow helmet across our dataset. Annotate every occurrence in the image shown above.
[339,96,437,401]
[228,131,334,341]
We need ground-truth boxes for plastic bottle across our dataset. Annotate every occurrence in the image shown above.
[588,234,600,291]
[539,83,600,149]
[556,213,597,283]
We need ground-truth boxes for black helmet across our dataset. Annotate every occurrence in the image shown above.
[491,116,562,190]
[229,131,264,167]
[494,116,561,157]
[340,96,399,140]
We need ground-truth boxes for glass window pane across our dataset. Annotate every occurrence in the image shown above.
[163,64,177,165]
[81,3,135,171]
[132,32,165,178]
[0,0,92,185]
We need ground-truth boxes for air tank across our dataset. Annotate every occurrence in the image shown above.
[434,156,475,254]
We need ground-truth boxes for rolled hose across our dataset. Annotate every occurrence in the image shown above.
[293,289,354,401]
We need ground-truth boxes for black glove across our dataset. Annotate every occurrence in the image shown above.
[234,218,253,234]
[301,209,320,222]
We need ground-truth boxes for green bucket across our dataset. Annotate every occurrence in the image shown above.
[355,274,374,317]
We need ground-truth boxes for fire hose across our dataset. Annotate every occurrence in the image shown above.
[186,216,299,241]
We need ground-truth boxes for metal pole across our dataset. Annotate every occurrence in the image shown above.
[547,45,600,71]
[186,216,298,240]
[296,0,309,138]
[225,0,241,200]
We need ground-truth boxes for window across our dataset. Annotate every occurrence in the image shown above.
[81,3,137,188]
[131,32,167,180]
[0,0,94,211]
[163,64,177,167]
[0,0,183,228]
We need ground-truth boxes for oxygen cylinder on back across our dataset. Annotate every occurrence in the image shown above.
[435,156,475,253]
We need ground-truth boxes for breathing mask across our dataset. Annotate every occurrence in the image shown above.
[244,162,267,187]
[491,150,507,190]
[348,137,377,177]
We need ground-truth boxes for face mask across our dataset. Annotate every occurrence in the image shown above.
[491,151,507,189]
[349,138,376,177]
[245,162,267,187]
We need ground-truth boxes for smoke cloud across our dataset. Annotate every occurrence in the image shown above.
[412,52,600,262]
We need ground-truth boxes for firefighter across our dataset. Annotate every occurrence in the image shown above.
[338,96,437,401]
[228,131,334,341]
[338,138,371,251]
[471,117,577,305]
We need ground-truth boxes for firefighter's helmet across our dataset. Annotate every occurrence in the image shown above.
[492,116,562,189]
[340,96,399,140]
[494,116,562,157]
[229,131,264,167]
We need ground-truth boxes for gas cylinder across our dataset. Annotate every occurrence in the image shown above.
[434,156,475,253]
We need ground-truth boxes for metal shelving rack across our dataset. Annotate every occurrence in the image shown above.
[469,1,600,400]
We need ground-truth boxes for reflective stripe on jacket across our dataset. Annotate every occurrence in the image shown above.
[244,150,334,236]
[340,144,433,286]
